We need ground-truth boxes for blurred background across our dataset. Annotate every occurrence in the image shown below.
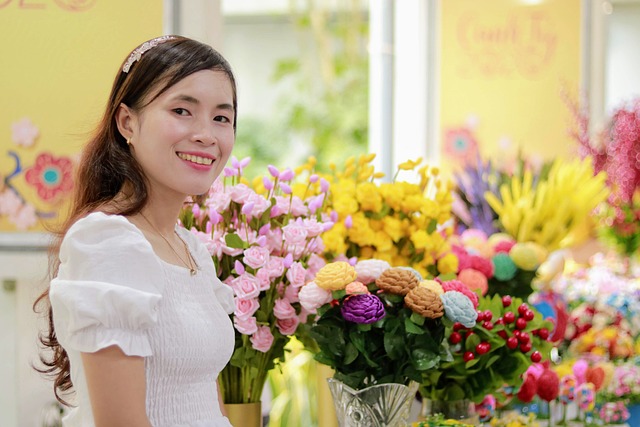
[1,0,639,425]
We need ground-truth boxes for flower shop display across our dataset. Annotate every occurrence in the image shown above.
[450,228,547,299]
[452,152,550,238]
[180,157,334,410]
[569,97,640,261]
[299,154,457,279]
[299,260,480,426]
[550,252,640,360]
[484,157,608,253]
[419,293,554,424]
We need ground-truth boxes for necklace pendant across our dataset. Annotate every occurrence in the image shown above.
[190,268,197,276]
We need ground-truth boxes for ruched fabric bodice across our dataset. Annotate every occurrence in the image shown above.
[50,212,235,427]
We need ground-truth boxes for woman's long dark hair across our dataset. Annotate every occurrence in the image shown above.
[33,36,237,404]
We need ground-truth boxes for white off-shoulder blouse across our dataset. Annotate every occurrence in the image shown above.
[49,212,235,427]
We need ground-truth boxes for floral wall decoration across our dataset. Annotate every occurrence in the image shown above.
[1,117,74,231]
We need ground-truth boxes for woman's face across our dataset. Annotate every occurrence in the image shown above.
[128,69,235,200]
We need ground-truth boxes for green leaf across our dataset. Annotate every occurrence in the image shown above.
[332,289,347,300]
[465,333,481,351]
[357,323,372,332]
[344,343,359,365]
[410,312,426,325]
[225,233,247,249]
[427,219,438,233]
[404,318,425,335]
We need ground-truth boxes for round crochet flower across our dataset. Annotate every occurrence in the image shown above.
[509,243,540,271]
[298,282,333,311]
[493,240,516,254]
[441,279,479,308]
[420,279,444,295]
[404,287,444,319]
[492,253,518,281]
[397,266,423,281]
[537,370,560,402]
[341,294,386,324]
[345,281,369,295]
[315,261,357,291]
[375,268,420,296]
[440,290,477,328]
[355,259,391,284]
[470,255,494,278]
[457,268,488,296]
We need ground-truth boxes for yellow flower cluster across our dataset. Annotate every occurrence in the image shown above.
[297,154,456,279]
[485,157,609,252]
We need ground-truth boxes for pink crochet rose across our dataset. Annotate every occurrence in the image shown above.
[299,282,333,312]
[251,326,274,352]
[234,316,258,335]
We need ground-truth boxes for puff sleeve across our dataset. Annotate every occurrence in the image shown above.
[50,213,164,357]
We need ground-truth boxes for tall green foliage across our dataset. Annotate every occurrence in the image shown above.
[273,0,369,168]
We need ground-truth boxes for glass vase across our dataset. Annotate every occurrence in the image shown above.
[420,398,480,426]
[327,378,418,427]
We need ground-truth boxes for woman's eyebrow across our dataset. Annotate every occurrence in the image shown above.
[170,94,234,112]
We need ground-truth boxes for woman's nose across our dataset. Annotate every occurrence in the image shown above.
[191,120,216,145]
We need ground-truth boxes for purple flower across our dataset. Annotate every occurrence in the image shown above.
[341,294,386,324]
[344,215,353,229]
[279,168,295,181]
[263,176,274,190]
[268,165,280,178]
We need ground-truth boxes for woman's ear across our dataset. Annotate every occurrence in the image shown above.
[115,103,136,141]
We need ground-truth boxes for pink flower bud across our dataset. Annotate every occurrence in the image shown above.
[239,156,251,168]
[283,253,294,268]
[345,215,353,229]
[234,260,245,275]
[259,223,271,236]
[279,168,295,181]
[309,174,319,183]
[322,221,335,231]
[280,183,292,194]
[262,176,274,190]
[223,167,237,177]
[320,178,330,193]
[268,165,280,178]
[241,202,255,216]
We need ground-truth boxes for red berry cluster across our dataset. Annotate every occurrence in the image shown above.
[498,296,547,362]
[448,295,549,363]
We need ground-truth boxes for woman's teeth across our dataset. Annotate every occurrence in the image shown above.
[177,153,213,165]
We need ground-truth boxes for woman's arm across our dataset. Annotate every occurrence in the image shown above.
[82,345,152,427]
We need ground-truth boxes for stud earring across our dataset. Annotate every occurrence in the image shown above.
[126,138,132,146]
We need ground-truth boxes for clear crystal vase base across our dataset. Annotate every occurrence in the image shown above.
[327,378,418,427]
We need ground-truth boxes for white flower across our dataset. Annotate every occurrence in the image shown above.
[299,282,332,312]
[355,259,391,284]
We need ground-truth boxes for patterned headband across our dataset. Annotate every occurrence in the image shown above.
[122,35,175,73]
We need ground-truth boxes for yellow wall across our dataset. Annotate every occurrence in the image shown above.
[440,0,582,172]
[0,0,162,232]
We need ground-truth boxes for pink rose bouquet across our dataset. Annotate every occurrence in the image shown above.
[180,157,333,404]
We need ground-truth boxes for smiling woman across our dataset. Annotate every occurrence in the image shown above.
[33,36,239,427]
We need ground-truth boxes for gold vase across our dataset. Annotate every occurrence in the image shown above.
[224,402,262,427]
[317,364,339,427]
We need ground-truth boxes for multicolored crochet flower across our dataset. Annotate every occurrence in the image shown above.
[341,294,385,324]
[300,259,477,390]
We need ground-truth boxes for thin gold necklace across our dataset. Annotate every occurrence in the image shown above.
[139,212,198,276]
